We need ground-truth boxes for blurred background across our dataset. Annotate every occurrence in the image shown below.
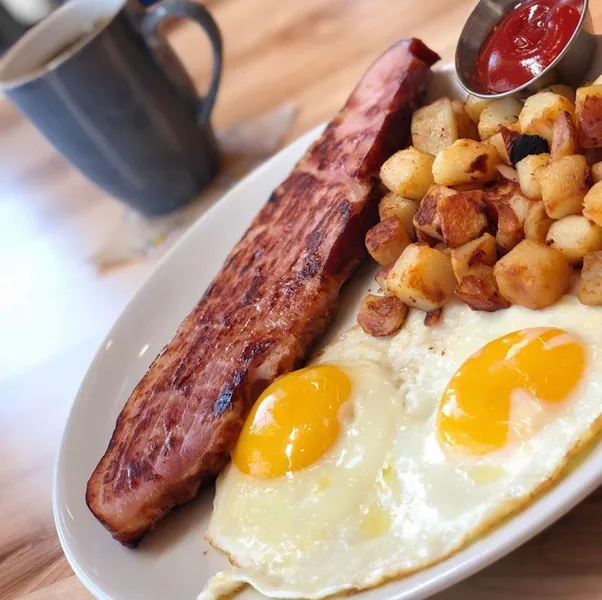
[0,1,59,50]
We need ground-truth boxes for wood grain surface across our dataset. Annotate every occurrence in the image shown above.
[2,0,602,598]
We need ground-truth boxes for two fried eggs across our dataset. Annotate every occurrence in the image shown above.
[201,296,602,600]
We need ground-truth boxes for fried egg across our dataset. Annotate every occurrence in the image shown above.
[200,296,602,600]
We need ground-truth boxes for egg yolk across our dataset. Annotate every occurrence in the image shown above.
[233,365,351,478]
[438,328,586,455]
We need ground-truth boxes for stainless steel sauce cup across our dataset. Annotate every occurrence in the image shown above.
[456,0,595,98]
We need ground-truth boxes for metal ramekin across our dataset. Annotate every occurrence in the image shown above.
[456,0,595,99]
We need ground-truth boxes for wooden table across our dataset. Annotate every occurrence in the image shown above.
[3,0,602,598]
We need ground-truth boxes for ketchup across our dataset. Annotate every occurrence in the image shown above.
[476,0,583,93]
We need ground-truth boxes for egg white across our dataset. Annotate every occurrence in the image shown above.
[200,297,602,600]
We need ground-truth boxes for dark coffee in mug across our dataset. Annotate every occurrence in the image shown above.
[0,0,222,216]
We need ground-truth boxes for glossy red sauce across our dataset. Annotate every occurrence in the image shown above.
[476,0,583,93]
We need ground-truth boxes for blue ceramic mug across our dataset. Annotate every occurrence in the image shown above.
[0,0,222,215]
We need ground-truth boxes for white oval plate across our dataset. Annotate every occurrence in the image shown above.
[54,65,602,600]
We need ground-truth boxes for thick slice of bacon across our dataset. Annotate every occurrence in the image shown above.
[86,39,439,546]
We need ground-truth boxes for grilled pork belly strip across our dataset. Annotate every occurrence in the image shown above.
[86,39,439,546]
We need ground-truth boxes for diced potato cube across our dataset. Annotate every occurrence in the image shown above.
[576,85,602,148]
[365,216,411,265]
[579,251,602,305]
[483,180,519,218]
[591,161,602,183]
[380,147,434,201]
[524,201,554,243]
[496,164,519,182]
[453,182,487,191]
[432,139,501,186]
[465,94,492,123]
[434,241,451,255]
[378,192,418,241]
[451,100,479,140]
[387,244,456,311]
[550,111,578,160]
[496,192,534,251]
[516,153,550,200]
[540,84,576,102]
[412,185,453,240]
[488,132,511,165]
[438,190,488,248]
[546,215,602,264]
[478,97,522,140]
[537,154,589,218]
[424,307,443,326]
[455,264,510,312]
[415,229,439,246]
[484,182,533,251]
[494,240,571,309]
[583,181,602,226]
[519,92,576,143]
[357,294,408,337]
[375,264,393,295]
[450,232,497,280]
[583,148,602,166]
[411,97,458,155]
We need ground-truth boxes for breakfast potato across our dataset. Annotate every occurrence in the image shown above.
[434,241,451,255]
[413,185,453,240]
[456,264,510,312]
[488,132,512,165]
[478,97,522,141]
[546,215,602,264]
[494,240,571,309]
[465,94,491,123]
[484,182,533,251]
[519,91,576,143]
[378,192,418,240]
[365,216,411,265]
[523,201,554,243]
[496,192,534,251]
[432,139,501,186]
[576,85,602,148]
[583,181,602,226]
[583,148,602,166]
[415,229,439,246]
[452,100,479,140]
[375,264,393,295]
[437,190,488,248]
[380,147,435,201]
[540,84,576,102]
[424,307,443,326]
[516,153,549,200]
[387,244,456,311]
[357,294,409,337]
[496,164,519,182]
[591,161,602,184]
[550,111,578,160]
[411,98,458,155]
[579,251,602,305]
[537,154,589,218]
[450,232,497,280]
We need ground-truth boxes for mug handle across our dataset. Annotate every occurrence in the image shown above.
[141,0,223,124]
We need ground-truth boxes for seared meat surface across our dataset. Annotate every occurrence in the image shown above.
[86,39,439,546]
